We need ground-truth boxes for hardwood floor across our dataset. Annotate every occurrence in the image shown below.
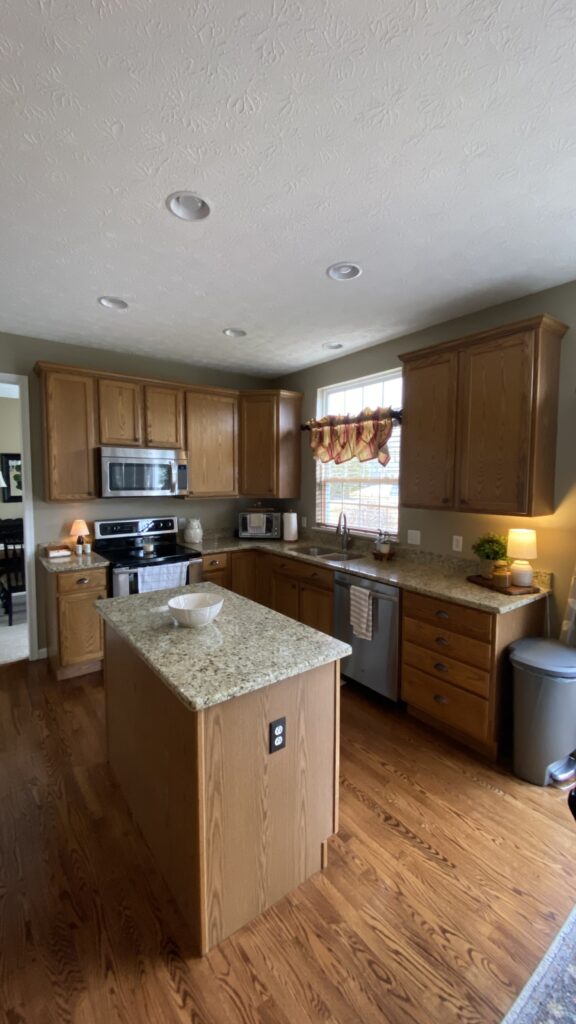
[1,659,575,1024]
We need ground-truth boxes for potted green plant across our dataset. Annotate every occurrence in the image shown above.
[472,532,507,579]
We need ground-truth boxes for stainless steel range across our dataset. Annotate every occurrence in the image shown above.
[93,516,202,597]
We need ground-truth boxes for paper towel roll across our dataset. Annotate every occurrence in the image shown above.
[283,512,298,542]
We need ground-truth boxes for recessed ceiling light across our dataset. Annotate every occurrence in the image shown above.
[323,342,344,350]
[326,262,362,281]
[98,296,128,310]
[223,328,246,338]
[166,192,211,221]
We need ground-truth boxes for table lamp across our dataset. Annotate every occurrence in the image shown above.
[70,518,89,554]
[507,528,537,586]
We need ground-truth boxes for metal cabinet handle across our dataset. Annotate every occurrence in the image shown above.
[311,572,319,578]
[433,694,448,704]
[435,610,449,619]
[76,577,90,585]
[441,497,451,504]
[209,559,219,566]
[435,636,449,646]
[460,498,469,505]
[434,662,448,673]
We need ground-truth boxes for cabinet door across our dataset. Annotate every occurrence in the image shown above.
[144,386,184,448]
[457,332,534,514]
[98,378,143,445]
[270,572,299,620]
[230,551,256,600]
[400,352,458,509]
[58,588,106,666]
[299,583,333,635]
[203,568,230,589]
[186,392,238,496]
[43,371,98,501]
[239,394,276,496]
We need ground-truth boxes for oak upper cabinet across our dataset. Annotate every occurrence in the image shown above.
[239,390,302,498]
[399,315,568,517]
[98,378,143,446]
[186,390,238,496]
[40,368,98,501]
[400,351,458,509]
[144,385,184,449]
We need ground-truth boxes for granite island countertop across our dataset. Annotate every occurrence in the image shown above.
[96,582,351,711]
[189,538,549,615]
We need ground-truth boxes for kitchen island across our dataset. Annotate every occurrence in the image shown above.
[96,583,350,956]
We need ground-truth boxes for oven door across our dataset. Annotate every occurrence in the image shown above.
[112,558,202,596]
[101,449,178,498]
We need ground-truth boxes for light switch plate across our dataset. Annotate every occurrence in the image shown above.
[407,529,421,545]
[452,535,463,552]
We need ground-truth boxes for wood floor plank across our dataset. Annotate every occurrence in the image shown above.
[1,666,575,1024]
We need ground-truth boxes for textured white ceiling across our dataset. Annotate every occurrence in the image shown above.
[1,0,575,376]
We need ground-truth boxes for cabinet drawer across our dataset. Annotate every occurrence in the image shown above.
[402,642,490,698]
[202,553,229,571]
[268,555,333,590]
[401,666,490,742]
[57,569,108,594]
[403,591,492,642]
[403,617,491,671]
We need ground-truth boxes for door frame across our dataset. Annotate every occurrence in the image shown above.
[0,373,38,660]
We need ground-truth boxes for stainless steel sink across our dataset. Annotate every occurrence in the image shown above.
[296,546,335,556]
[318,551,362,562]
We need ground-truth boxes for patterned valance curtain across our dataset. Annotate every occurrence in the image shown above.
[307,407,394,466]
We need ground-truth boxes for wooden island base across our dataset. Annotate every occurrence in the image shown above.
[104,627,340,956]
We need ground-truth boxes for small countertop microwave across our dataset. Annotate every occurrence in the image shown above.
[100,446,188,498]
[238,511,282,539]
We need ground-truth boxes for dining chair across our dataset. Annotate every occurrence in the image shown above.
[0,520,25,626]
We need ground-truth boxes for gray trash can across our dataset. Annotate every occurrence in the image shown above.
[510,638,576,786]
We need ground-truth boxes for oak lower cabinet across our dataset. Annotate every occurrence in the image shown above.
[40,369,98,501]
[44,567,108,680]
[400,590,544,758]
[202,552,231,589]
[98,378,143,446]
[399,315,568,516]
[239,391,302,498]
[186,390,238,496]
[144,385,184,449]
[269,555,334,635]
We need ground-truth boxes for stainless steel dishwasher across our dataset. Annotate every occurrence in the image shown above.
[334,571,400,700]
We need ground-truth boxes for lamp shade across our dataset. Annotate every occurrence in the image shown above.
[70,519,89,538]
[507,528,537,561]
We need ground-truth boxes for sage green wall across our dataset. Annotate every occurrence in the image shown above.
[274,279,576,634]
[0,395,23,512]
[0,330,266,648]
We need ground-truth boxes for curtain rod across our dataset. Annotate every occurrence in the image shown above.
[300,408,403,430]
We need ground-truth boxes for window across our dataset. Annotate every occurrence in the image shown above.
[315,369,402,537]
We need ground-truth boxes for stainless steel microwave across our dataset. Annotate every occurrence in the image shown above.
[100,446,189,498]
[238,511,282,539]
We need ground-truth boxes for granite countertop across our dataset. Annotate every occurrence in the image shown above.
[96,583,351,711]
[191,537,548,614]
[38,551,110,573]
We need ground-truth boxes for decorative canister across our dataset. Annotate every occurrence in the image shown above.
[492,560,512,590]
[184,518,203,545]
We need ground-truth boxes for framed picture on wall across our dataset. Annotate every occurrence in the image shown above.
[0,453,23,503]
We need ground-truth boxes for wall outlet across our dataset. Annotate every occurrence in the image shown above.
[269,717,286,753]
[407,529,421,546]
[452,535,463,553]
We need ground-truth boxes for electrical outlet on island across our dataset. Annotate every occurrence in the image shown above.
[407,529,421,546]
[452,535,463,553]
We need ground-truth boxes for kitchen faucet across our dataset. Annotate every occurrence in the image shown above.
[336,511,351,552]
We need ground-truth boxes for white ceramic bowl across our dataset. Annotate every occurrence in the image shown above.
[168,593,224,628]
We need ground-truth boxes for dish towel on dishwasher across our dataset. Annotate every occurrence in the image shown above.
[350,585,373,641]
[137,563,188,593]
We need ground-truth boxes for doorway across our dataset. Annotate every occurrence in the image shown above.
[0,374,37,664]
